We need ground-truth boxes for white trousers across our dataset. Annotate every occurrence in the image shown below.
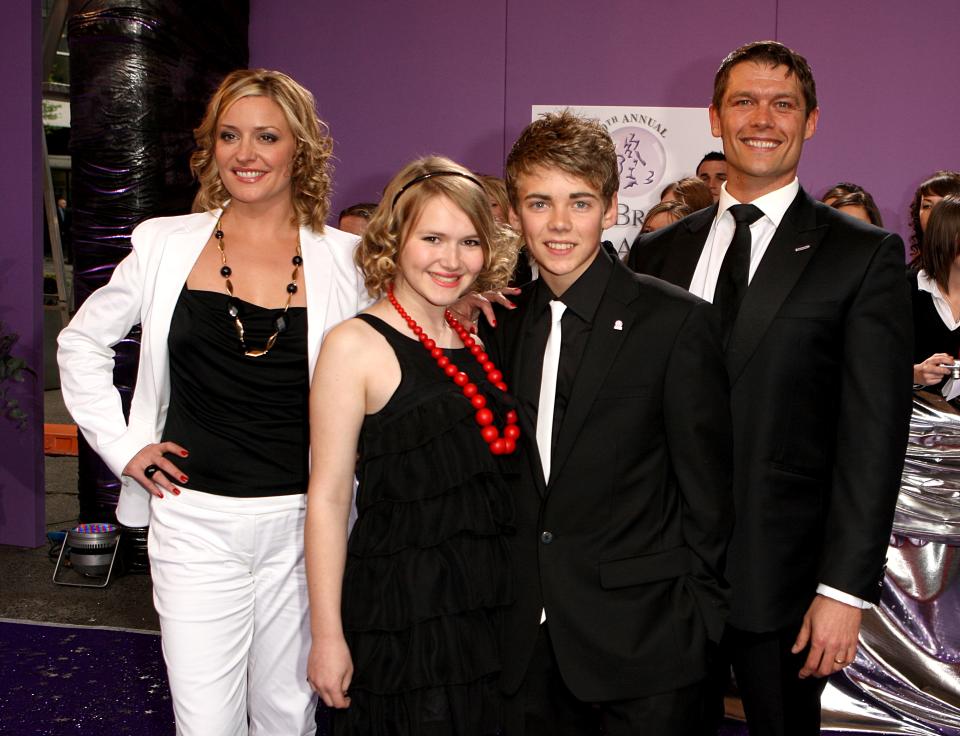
[148,487,316,736]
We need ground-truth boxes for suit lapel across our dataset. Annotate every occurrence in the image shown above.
[662,204,715,288]
[548,263,635,488]
[501,286,549,495]
[301,226,334,379]
[726,190,827,384]
[148,212,218,402]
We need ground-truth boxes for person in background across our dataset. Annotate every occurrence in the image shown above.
[827,189,884,227]
[821,181,864,207]
[305,156,519,735]
[56,195,72,261]
[696,151,727,202]
[625,196,699,270]
[660,175,714,211]
[481,173,533,285]
[911,196,960,388]
[641,200,693,235]
[479,174,511,225]
[57,69,368,736]
[909,171,960,269]
[337,202,378,236]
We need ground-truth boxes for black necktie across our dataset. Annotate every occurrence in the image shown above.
[715,203,764,342]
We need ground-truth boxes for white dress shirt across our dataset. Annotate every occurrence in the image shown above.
[917,269,960,330]
[692,178,872,611]
[689,179,799,303]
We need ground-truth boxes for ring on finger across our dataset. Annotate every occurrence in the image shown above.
[144,464,160,479]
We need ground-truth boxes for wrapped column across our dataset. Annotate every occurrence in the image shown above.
[67,0,248,520]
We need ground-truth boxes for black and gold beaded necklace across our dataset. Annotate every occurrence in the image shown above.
[214,214,303,358]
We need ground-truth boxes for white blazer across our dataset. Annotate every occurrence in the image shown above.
[57,210,369,527]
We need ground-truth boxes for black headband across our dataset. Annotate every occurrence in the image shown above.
[391,170,485,209]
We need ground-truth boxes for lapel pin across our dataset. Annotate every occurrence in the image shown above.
[794,244,811,252]
[613,320,623,331]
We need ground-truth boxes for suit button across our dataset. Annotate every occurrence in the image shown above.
[540,531,554,544]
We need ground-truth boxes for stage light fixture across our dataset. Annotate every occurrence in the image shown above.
[52,523,121,588]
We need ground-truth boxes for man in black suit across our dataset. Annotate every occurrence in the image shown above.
[629,41,913,734]
[481,110,733,734]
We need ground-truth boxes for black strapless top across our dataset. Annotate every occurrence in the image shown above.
[161,287,309,496]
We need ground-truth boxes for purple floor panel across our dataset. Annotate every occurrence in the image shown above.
[0,619,879,735]
[0,620,174,735]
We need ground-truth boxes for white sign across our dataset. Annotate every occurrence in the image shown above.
[532,105,718,259]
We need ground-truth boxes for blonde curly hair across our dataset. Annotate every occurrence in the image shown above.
[190,68,333,231]
[358,156,519,298]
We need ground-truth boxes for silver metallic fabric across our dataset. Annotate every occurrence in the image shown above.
[822,392,960,734]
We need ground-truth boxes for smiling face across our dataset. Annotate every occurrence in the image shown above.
[709,62,819,202]
[393,194,486,309]
[509,165,617,295]
[214,95,297,209]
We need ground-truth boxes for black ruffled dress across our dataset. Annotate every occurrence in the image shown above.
[329,314,516,736]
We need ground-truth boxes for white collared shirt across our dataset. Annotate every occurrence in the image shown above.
[689,179,800,302]
[916,269,960,330]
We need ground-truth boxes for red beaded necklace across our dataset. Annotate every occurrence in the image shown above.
[386,287,520,455]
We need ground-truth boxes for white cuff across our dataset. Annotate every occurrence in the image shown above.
[817,583,872,610]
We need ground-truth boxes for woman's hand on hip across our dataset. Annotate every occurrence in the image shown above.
[122,442,189,498]
[307,635,353,709]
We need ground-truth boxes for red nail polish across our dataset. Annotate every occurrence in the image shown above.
[491,319,497,326]
[180,475,188,483]
[172,487,181,495]
[157,491,164,499]
[180,450,189,457]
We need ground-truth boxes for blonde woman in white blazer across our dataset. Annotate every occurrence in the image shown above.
[58,70,367,736]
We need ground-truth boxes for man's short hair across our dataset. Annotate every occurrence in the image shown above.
[696,151,725,172]
[712,41,817,116]
[505,109,619,207]
[338,202,378,223]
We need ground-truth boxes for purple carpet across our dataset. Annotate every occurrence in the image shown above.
[0,619,863,735]
[0,619,174,735]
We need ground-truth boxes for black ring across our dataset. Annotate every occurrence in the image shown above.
[144,464,160,479]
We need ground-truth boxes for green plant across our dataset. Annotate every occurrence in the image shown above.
[0,321,36,430]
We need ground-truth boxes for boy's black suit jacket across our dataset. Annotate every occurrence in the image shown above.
[482,256,734,701]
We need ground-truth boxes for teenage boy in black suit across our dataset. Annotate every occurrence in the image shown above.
[481,110,733,735]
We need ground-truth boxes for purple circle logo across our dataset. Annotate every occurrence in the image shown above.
[611,126,666,199]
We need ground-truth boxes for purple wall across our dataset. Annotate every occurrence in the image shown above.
[0,2,44,547]
[779,3,960,236]
[250,0,959,243]
[251,0,509,218]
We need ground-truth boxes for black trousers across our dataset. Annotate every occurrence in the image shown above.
[704,624,829,736]
[503,624,706,736]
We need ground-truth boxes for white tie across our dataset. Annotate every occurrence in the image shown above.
[536,300,566,483]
